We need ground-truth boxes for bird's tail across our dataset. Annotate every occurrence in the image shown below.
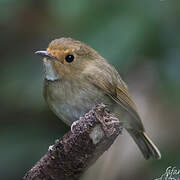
[127,129,161,160]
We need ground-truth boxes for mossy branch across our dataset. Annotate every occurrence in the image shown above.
[23,104,123,180]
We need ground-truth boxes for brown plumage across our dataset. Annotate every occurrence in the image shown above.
[36,37,161,160]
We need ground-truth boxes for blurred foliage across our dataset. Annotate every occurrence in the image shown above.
[0,0,180,180]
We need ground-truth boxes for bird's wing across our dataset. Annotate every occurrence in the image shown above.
[85,62,141,122]
[113,84,141,121]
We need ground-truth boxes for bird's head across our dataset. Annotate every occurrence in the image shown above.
[36,37,100,81]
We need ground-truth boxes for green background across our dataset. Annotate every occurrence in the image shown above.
[0,0,180,179]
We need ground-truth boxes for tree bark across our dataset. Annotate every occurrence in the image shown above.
[23,104,123,180]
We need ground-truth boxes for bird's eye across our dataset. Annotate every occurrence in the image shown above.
[65,54,74,63]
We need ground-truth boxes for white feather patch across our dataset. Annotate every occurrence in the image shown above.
[43,59,58,81]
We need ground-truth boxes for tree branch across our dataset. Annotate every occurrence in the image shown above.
[23,104,123,180]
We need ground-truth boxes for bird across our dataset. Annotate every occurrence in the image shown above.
[35,37,161,160]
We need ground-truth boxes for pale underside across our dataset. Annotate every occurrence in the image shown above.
[44,78,127,126]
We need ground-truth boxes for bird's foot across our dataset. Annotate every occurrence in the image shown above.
[95,108,123,137]
[71,119,80,133]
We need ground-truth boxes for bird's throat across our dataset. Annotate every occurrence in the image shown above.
[43,59,59,81]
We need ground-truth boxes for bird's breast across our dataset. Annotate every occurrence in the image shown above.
[44,79,114,126]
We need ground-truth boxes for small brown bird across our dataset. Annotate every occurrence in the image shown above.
[36,37,161,160]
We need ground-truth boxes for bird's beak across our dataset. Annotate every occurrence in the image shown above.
[35,51,57,60]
